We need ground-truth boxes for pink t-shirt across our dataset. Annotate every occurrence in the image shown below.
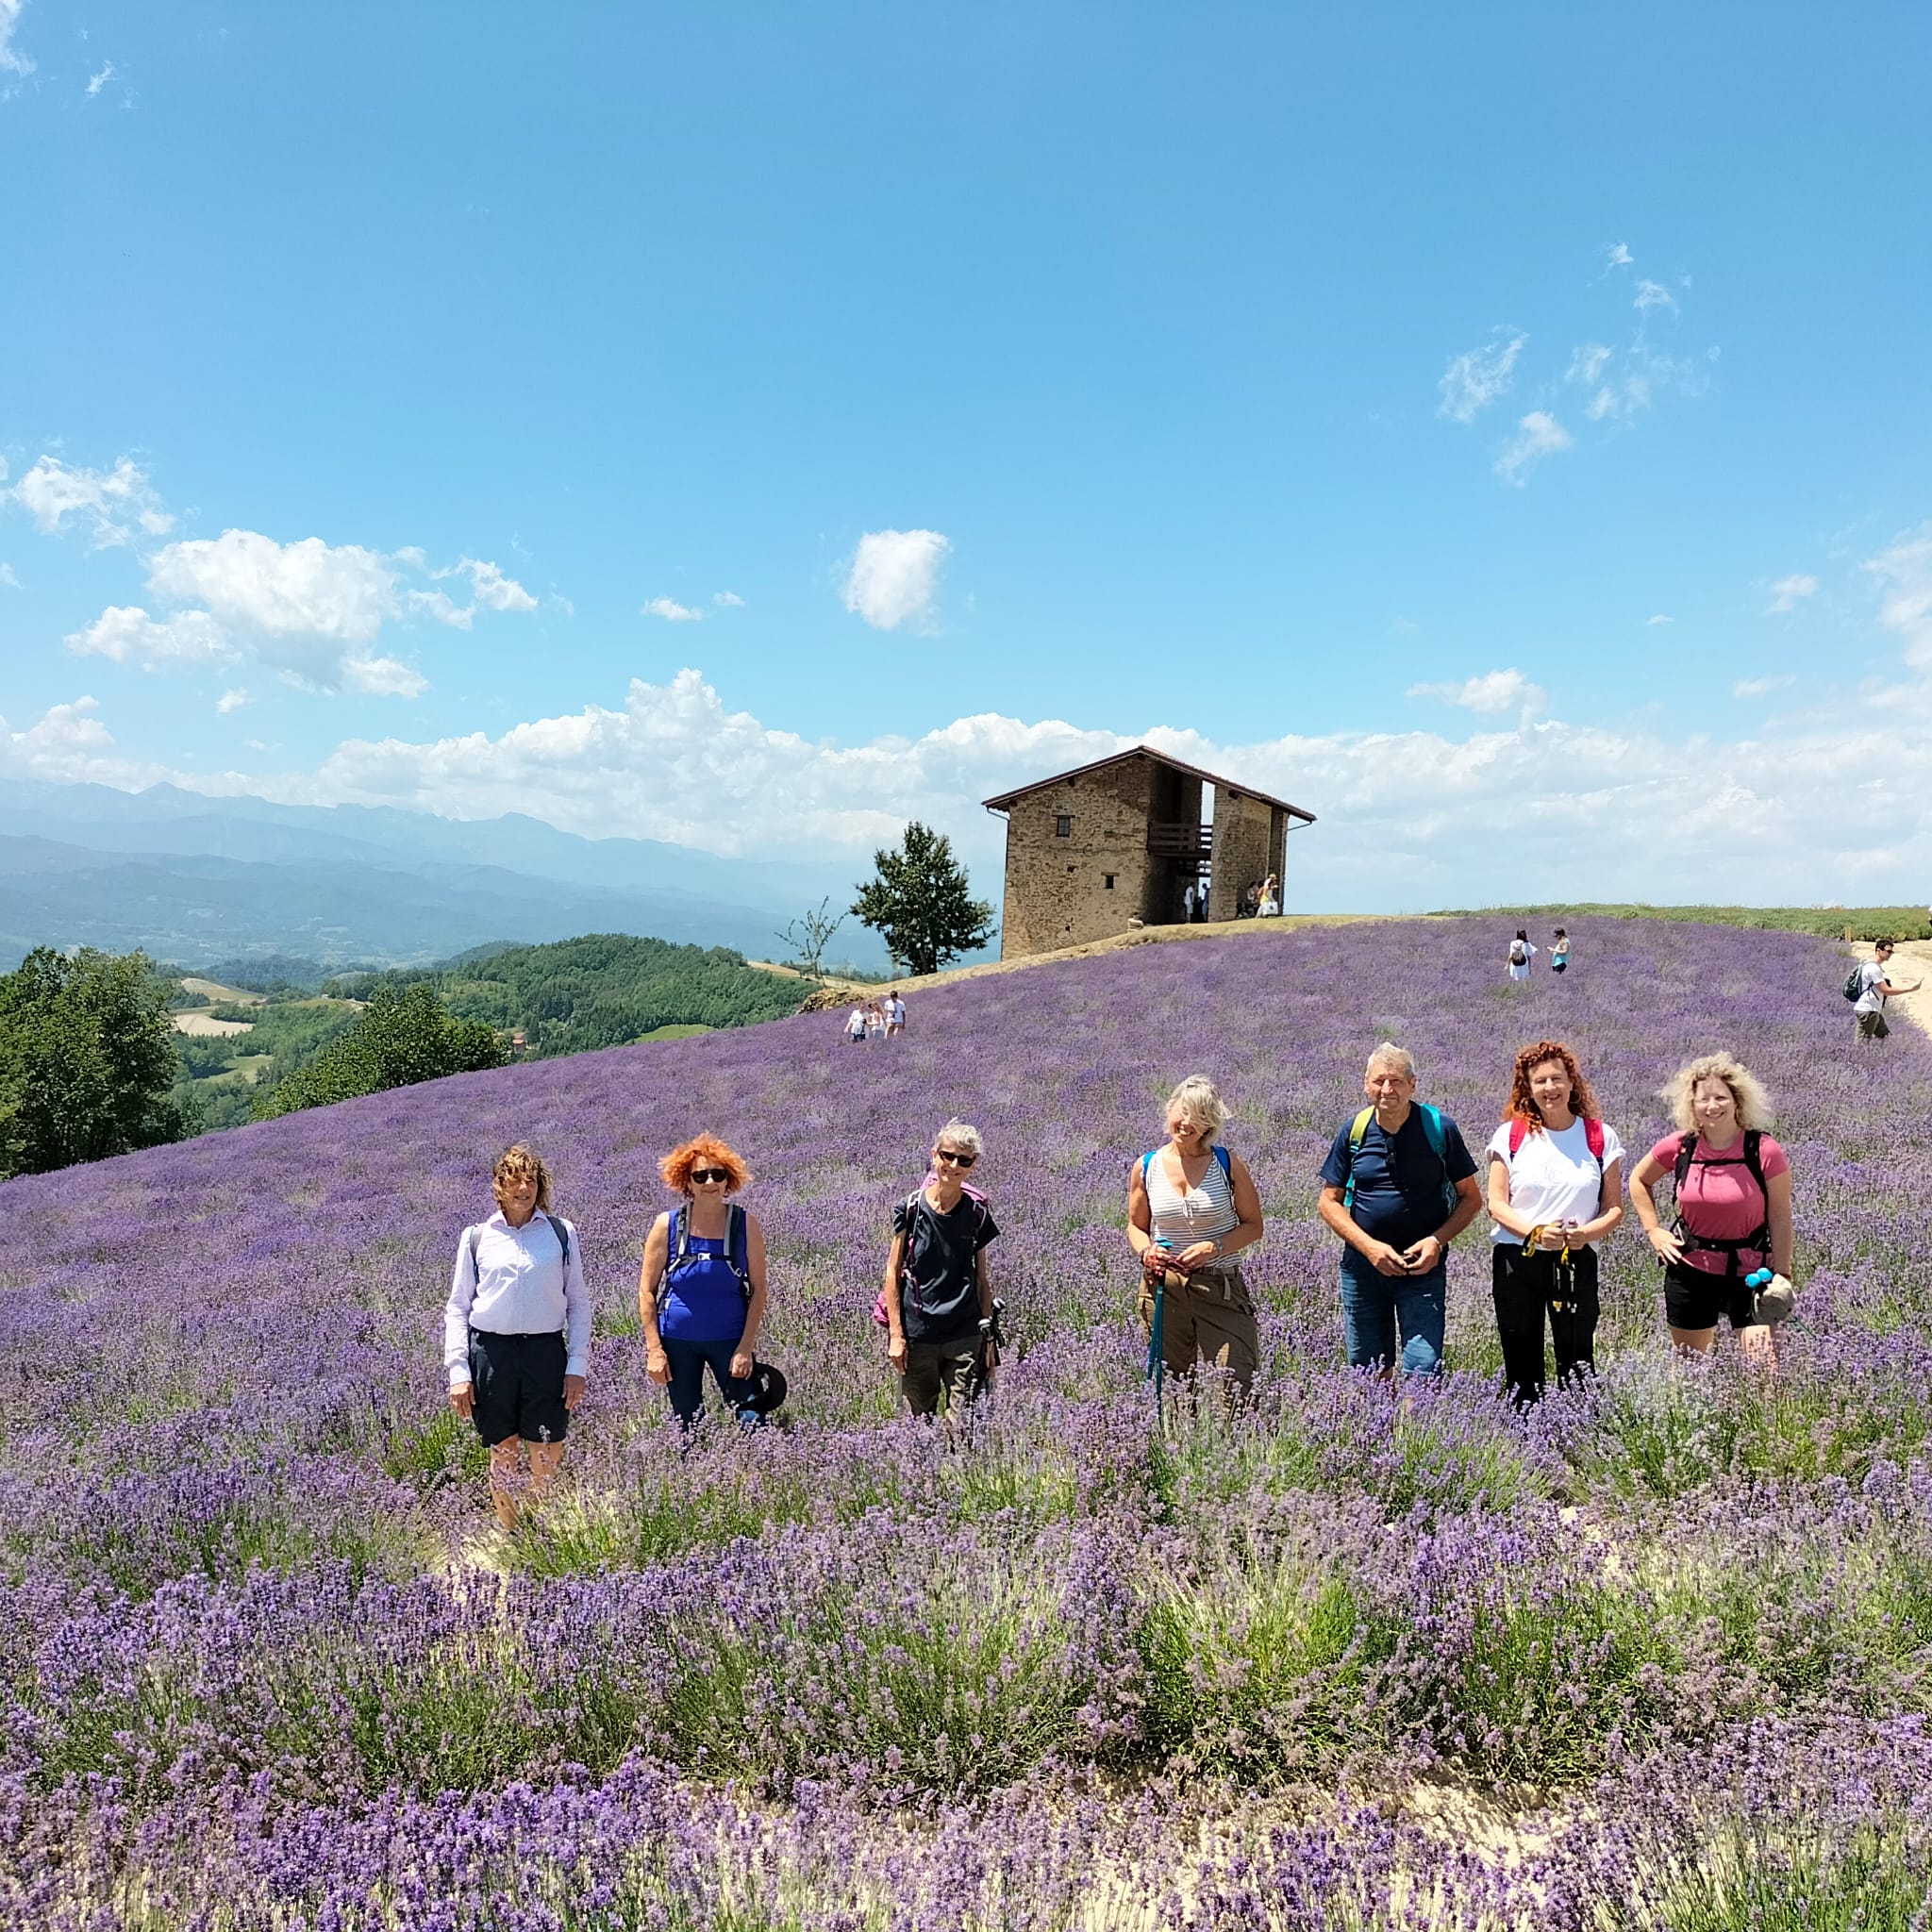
[1648,1130,1789,1275]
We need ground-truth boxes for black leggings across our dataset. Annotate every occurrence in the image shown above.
[1491,1244,1600,1404]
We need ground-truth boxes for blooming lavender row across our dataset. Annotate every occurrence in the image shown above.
[3,916,1930,1919]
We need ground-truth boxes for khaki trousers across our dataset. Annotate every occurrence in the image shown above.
[1137,1264,1259,1396]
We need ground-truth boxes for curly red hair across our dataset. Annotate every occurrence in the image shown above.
[1503,1040,1600,1135]
[658,1134,752,1195]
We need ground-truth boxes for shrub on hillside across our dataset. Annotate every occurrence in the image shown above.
[255,982,508,1117]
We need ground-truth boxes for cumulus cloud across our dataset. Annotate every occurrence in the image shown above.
[1634,278,1678,314]
[1407,669,1547,717]
[8,456,174,546]
[62,528,532,695]
[216,688,250,714]
[0,0,32,79]
[713,591,744,608]
[1436,329,1527,424]
[1766,573,1819,615]
[84,59,113,96]
[1603,242,1634,272]
[642,597,705,622]
[841,528,950,631]
[1493,411,1573,486]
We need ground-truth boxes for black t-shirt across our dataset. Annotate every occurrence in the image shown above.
[892,1189,1000,1344]
[1318,1108,1477,1251]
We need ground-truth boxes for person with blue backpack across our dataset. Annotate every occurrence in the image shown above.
[444,1143,591,1529]
[1317,1043,1482,1378]
[640,1134,781,1430]
[1126,1076,1266,1401]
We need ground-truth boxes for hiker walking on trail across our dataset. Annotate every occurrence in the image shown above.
[845,1004,868,1044]
[1629,1053,1794,1368]
[885,991,908,1038]
[883,1121,1001,1417]
[444,1144,591,1529]
[1850,940,1920,1043]
[1317,1045,1482,1378]
[1484,1041,1624,1404]
[1507,929,1538,981]
[1127,1076,1266,1400]
[640,1135,780,1429]
[1550,928,1571,974]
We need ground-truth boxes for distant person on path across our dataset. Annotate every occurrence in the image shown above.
[1628,1053,1794,1367]
[444,1144,591,1530]
[866,1001,888,1041]
[1507,929,1538,981]
[640,1134,775,1429]
[1550,928,1571,974]
[1851,940,1921,1042]
[1317,1044,1482,1378]
[1183,882,1196,924]
[885,991,908,1038]
[1484,1041,1624,1404]
[883,1121,1000,1417]
[1257,874,1281,918]
[845,1004,868,1045]
[1127,1076,1266,1401]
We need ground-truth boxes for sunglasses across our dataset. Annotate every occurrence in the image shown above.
[934,1149,976,1169]
[690,1168,731,1186]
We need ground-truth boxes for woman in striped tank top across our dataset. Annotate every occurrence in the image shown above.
[1126,1075,1266,1400]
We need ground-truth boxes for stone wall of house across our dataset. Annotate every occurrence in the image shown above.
[1208,789,1278,915]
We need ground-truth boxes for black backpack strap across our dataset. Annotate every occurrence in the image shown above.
[541,1212,570,1271]
[1672,1132,1698,1200]
[725,1202,752,1303]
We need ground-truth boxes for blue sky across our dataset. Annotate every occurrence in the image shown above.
[3,1,1928,906]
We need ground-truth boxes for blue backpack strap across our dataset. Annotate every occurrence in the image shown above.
[1417,1104,1457,1215]
[1212,1144,1232,1184]
[1341,1107,1375,1209]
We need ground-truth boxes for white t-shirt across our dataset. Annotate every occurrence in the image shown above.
[1854,960,1890,1015]
[887,997,907,1024]
[1507,941,1538,975]
[1485,1117,1624,1243]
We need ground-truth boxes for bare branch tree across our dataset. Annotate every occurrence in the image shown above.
[774,897,846,981]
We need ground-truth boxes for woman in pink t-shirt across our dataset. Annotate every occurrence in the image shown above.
[1629,1051,1794,1364]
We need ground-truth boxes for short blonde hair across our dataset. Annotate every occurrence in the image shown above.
[933,1119,985,1161]
[493,1143,554,1211]
[1663,1053,1774,1136]
[1165,1075,1228,1143]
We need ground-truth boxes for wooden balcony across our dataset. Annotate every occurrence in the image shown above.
[1146,822,1212,859]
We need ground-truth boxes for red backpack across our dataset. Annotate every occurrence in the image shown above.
[1507,1114,1606,1173]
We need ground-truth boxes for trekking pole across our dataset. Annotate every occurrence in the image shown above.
[1145,1263,1166,1406]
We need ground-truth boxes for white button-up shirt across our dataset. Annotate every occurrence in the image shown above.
[444,1208,591,1388]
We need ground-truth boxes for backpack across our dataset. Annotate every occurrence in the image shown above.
[1508,940,1527,964]
[1507,1114,1607,1174]
[1842,966,1867,1003]
[1341,1105,1457,1217]
[658,1201,753,1310]
[1669,1131,1771,1277]
[468,1213,571,1281]
[874,1183,993,1326]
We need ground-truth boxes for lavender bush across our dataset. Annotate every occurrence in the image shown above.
[4,914,1932,1926]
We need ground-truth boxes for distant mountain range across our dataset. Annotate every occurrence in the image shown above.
[0,778,890,972]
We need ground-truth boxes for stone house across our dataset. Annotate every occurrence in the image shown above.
[982,745,1315,960]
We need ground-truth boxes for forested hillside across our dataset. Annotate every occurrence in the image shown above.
[342,932,804,1057]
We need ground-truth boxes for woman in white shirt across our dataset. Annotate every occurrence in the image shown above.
[1485,1040,1624,1403]
[1506,929,1538,981]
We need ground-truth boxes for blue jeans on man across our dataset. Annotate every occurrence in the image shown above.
[1338,1251,1445,1376]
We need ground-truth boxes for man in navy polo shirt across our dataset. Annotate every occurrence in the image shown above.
[1317,1042,1483,1377]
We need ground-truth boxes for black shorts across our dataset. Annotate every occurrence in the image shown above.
[467,1328,570,1445]
[1551,960,1567,974]
[1662,1261,1762,1332]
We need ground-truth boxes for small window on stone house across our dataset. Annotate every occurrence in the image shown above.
[1055,814,1072,838]
[1104,874,1116,890]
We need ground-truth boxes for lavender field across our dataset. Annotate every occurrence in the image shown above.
[6,915,1932,1929]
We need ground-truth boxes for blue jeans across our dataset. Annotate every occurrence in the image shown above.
[662,1336,760,1429]
[1339,1254,1446,1375]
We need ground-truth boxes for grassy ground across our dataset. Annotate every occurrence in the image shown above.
[1441,903,1932,941]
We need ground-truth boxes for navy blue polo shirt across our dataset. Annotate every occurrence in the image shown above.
[1319,1107,1477,1252]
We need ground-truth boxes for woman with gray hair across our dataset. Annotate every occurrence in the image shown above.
[1126,1076,1266,1398]
[881,1119,1001,1417]
[1629,1051,1794,1362]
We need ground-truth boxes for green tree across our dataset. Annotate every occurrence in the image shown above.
[257,983,508,1118]
[0,947,193,1177]
[850,822,996,976]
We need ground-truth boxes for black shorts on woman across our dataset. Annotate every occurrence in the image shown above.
[467,1328,571,1445]
[1663,1261,1765,1332]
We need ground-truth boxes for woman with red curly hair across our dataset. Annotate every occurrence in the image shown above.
[638,1135,772,1428]
[1484,1041,1625,1403]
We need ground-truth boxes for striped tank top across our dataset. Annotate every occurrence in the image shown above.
[1144,1145,1241,1251]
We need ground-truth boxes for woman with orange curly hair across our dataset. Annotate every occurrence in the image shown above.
[1484,1041,1625,1403]
[638,1135,774,1429]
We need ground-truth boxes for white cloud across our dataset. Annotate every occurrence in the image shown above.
[642,596,705,623]
[0,561,18,589]
[438,556,538,613]
[1407,669,1547,717]
[1866,524,1932,672]
[1436,329,1527,424]
[0,0,33,79]
[713,591,744,608]
[841,528,950,631]
[1645,613,1674,626]
[1634,278,1678,315]
[216,688,250,714]
[1493,411,1573,486]
[84,59,113,96]
[1733,675,1795,698]
[1603,242,1634,272]
[8,456,174,546]
[65,605,231,668]
[1566,342,1612,388]
[1766,574,1819,615]
[0,697,167,790]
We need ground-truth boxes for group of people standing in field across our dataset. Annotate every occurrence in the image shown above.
[1506,926,1570,979]
[843,992,908,1043]
[441,1032,1801,1524]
